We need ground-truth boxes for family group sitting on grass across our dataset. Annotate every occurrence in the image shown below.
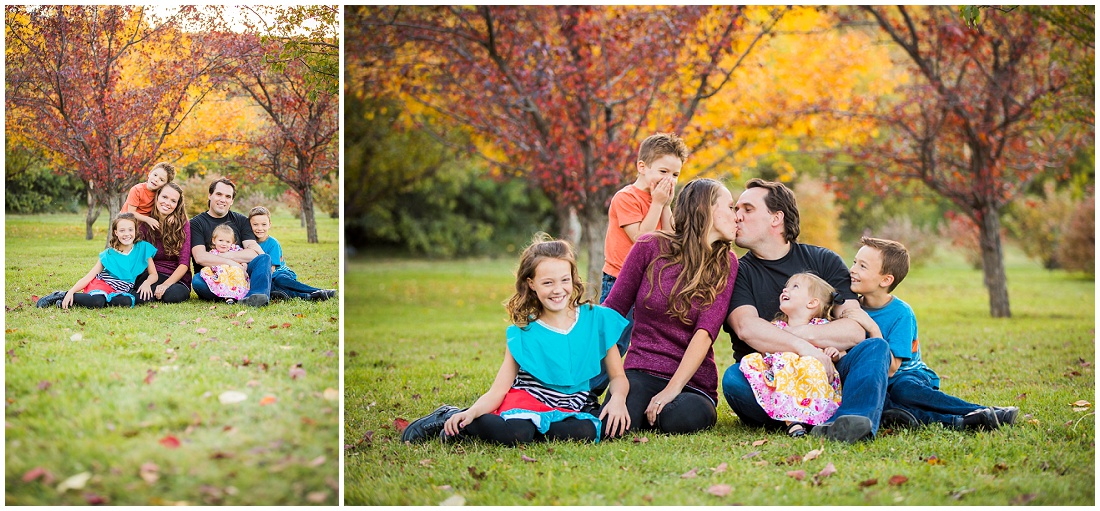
[402,133,1018,447]
[36,165,336,310]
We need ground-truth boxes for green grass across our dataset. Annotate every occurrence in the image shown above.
[344,246,1094,505]
[5,213,340,505]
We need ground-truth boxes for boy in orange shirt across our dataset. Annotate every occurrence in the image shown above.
[588,133,688,402]
[122,162,175,230]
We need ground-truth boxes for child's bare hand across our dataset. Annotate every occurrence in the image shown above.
[652,177,675,206]
[442,409,476,438]
[599,398,631,438]
[137,283,153,300]
[823,346,844,361]
[61,291,75,310]
[144,217,160,230]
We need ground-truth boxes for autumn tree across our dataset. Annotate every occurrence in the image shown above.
[855,6,1092,317]
[347,6,787,291]
[4,6,237,239]
[227,35,338,243]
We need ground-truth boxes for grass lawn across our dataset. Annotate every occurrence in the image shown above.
[4,212,340,505]
[344,245,1094,505]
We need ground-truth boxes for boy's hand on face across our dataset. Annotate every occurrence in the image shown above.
[652,177,675,206]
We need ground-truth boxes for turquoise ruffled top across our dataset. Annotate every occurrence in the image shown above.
[99,241,157,283]
[505,304,628,394]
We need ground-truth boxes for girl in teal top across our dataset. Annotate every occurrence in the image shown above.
[37,213,158,309]
[401,234,631,445]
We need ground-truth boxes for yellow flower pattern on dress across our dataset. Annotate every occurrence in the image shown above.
[739,318,842,425]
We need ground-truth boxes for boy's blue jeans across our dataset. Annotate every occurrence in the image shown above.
[884,371,982,428]
[589,273,633,394]
[722,337,891,434]
[271,267,323,299]
[192,254,272,300]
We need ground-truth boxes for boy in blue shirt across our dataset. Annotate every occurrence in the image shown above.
[248,206,336,301]
[848,237,1018,431]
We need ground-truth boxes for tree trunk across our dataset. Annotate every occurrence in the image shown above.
[579,204,609,302]
[83,182,104,240]
[102,190,125,247]
[300,186,319,243]
[977,207,1011,318]
[556,205,581,247]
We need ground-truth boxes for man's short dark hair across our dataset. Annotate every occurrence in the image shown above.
[746,178,799,243]
[208,177,236,198]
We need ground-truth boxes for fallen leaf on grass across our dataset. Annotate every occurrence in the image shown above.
[813,462,836,485]
[22,467,56,484]
[210,452,234,459]
[419,459,432,467]
[37,380,52,391]
[70,333,83,342]
[323,388,339,401]
[289,366,306,380]
[440,495,465,506]
[1070,400,1091,407]
[752,439,768,447]
[1072,407,1090,412]
[786,454,803,465]
[56,471,92,492]
[1011,493,1037,505]
[680,468,698,479]
[888,475,908,486]
[306,491,328,503]
[196,328,207,334]
[633,436,649,443]
[235,310,246,317]
[925,455,946,465]
[786,470,805,481]
[159,435,181,449]
[858,478,878,488]
[310,456,326,467]
[259,395,277,406]
[84,492,108,505]
[950,488,975,500]
[139,463,159,484]
[741,451,760,460]
[521,454,538,463]
[467,466,486,480]
[281,322,292,328]
[706,484,732,497]
[144,370,156,385]
[218,391,247,404]
[804,448,823,462]
[711,462,728,474]
[442,373,456,380]
[393,418,409,433]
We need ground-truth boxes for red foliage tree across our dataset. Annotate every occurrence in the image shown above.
[4,6,237,239]
[347,6,787,291]
[227,36,338,244]
[854,6,1092,317]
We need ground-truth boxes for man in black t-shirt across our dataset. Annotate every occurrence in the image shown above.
[189,178,272,307]
[721,179,890,443]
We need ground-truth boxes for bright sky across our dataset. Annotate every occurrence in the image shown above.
[146,5,329,35]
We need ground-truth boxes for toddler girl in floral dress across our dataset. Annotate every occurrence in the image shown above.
[199,224,249,304]
[739,272,843,437]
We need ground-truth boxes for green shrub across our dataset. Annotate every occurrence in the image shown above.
[5,157,84,214]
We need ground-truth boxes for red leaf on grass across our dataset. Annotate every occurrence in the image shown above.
[751,438,768,447]
[289,367,306,380]
[813,462,836,485]
[858,478,878,488]
[680,468,698,478]
[393,418,409,433]
[632,436,649,443]
[706,484,732,497]
[37,381,51,391]
[711,462,728,474]
[468,466,486,480]
[144,370,156,385]
[260,395,277,406]
[521,454,538,463]
[159,435,181,449]
[786,470,806,480]
[21,467,55,484]
[84,492,108,505]
[888,475,908,486]
[281,322,292,328]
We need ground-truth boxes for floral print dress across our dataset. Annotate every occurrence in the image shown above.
[739,318,842,425]
[199,245,249,300]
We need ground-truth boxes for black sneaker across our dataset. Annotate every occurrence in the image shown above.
[881,408,919,429]
[440,424,469,444]
[992,406,1019,426]
[270,290,291,301]
[241,294,269,307]
[36,291,66,308]
[959,407,1000,431]
[401,405,460,443]
[310,289,337,301]
[810,415,873,443]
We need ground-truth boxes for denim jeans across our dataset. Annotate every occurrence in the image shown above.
[589,273,634,394]
[271,267,322,299]
[723,337,891,434]
[884,370,981,427]
[192,254,272,300]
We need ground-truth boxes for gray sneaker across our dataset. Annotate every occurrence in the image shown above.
[959,407,1000,431]
[992,406,1019,426]
[241,294,269,307]
[810,415,873,443]
[36,291,66,308]
[401,405,461,443]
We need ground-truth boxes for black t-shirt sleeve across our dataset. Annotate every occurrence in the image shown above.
[189,214,211,250]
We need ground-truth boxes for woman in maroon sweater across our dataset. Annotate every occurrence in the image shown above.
[134,182,192,304]
[602,178,739,434]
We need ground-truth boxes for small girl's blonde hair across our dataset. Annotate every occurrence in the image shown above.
[774,272,839,323]
[210,224,237,246]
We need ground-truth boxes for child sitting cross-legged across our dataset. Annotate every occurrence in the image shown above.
[847,237,1019,431]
